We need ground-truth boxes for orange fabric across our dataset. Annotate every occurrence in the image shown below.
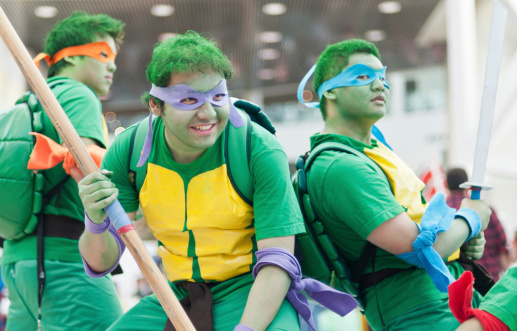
[27,132,105,174]
[33,41,116,69]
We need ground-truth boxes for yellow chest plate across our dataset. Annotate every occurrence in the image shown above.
[139,163,255,282]
[364,143,426,223]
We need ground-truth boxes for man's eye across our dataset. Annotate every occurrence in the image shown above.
[357,75,370,80]
[180,97,198,105]
[100,52,109,58]
[213,93,225,101]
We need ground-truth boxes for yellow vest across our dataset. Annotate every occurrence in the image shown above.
[364,142,460,261]
[139,163,255,282]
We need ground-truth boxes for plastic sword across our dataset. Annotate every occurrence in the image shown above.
[460,0,508,200]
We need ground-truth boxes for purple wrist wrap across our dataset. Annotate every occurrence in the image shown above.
[252,247,358,331]
[80,223,126,278]
[233,325,255,331]
[84,212,110,234]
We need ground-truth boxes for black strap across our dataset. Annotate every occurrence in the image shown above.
[163,282,218,331]
[454,249,495,296]
[36,211,45,329]
[351,241,377,284]
[128,123,138,189]
[36,174,71,324]
[31,214,84,240]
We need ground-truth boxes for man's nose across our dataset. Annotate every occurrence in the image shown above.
[196,102,217,119]
[371,78,385,91]
[107,60,116,72]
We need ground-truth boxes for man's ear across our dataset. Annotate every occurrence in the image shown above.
[323,89,337,100]
[63,56,78,66]
[149,97,162,116]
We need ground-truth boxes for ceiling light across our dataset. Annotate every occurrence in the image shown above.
[34,6,58,18]
[158,32,177,41]
[258,48,280,60]
[259,31,283,43]
[104,112,116,123]
[364,30,386,42]
[110,120,122,131]
[257,69,275,80]
[151,4,175,17]
[114,127,126,136]
[262,3,287,15]
[378,1,402,14]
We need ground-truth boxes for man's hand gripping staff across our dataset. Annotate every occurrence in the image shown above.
[0,7,195,331]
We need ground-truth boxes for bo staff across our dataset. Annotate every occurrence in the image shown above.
[0,7,195,331]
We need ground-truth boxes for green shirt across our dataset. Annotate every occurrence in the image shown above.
[308,133,466,329]
[480,266,517,330]
[102,117,305,282]
[2,77,106,265]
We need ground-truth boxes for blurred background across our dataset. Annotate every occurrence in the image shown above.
[0,0,516,330]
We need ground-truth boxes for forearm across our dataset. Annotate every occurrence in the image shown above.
[239,265,291,331]
[433,217,470,258]
[456,318,484,331]
[79,228,120,273]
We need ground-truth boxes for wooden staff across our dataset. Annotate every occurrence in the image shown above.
[0,7,195,331]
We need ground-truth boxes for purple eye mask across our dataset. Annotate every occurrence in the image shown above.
[149,79,229,111]
[138,79,244,167]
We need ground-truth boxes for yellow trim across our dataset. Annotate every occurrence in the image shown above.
[363,143,426,224]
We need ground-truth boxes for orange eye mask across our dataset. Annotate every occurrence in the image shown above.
[33,41,117,68]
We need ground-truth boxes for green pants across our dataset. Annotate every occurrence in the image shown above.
[108,288,300,331]
[1,259,123,331]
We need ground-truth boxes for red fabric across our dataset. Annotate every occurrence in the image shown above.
[117,224,135,235]
[448,271,510,331]
[27,132,105,174]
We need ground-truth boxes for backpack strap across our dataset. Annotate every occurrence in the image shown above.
[128,116,157,193]
[225,107,253,206]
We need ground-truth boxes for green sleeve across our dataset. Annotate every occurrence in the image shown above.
[100,127,139,213]
[479,266,517,330]
[312,151,404,239]
[55,84,106,148]
[249,123,305,241]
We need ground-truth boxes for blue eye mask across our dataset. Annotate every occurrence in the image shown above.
[297,64,390,108]
[297,63,393,150]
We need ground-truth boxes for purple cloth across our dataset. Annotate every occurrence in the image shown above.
[252,247,358,331]
[137,113,154,167]
[233,325,255,331]
[228,101,245,128]
[84,212,110,234]
[149,80,230,111]
[80,223,126,278]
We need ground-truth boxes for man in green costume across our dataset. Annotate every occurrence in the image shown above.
[76,31,331,331]
[298,38,492,330]
[0,11,124,331]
